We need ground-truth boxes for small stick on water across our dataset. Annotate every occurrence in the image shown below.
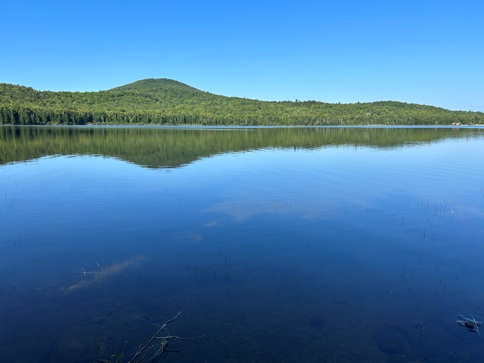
[128,312,182,363]
[135,316,162,328]
[469,311,481,335]
[387,272,404,302]
[127,312,205,362]
[77,268,107,277]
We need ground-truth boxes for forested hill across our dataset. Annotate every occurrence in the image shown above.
[1,78,483,126]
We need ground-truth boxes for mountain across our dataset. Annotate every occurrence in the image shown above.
[0,78,483,126]
[110,78,200,93]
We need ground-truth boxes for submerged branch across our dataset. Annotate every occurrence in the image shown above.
[128,312,182,363]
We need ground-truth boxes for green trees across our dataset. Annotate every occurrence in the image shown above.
[1,79,483,126]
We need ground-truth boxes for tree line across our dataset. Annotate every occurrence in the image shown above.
[1,79,483,126]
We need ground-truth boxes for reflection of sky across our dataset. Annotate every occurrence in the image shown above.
[193,140,484,225]
[2,138,483,236]
[1,136,484,362]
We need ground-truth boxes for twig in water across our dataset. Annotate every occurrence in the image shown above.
[224,257,231,283]
[414,317,429,341]
[128,312,205,363]
[387,271,404,302]
[128,312,181,363]
[469,311,481,335]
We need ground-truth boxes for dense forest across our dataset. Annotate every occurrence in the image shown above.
[1,78,483,126]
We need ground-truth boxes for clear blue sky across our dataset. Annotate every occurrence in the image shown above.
[1,0,483,111]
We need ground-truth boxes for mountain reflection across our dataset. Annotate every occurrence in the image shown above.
[1,126,483,168]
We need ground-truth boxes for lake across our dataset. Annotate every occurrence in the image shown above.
[1,126,484,362]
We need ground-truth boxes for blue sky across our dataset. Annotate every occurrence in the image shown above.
[1,0,483,111]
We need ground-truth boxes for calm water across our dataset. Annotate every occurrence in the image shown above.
[1,126,484,362]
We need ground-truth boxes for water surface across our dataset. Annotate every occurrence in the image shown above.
[1,126,484,362]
